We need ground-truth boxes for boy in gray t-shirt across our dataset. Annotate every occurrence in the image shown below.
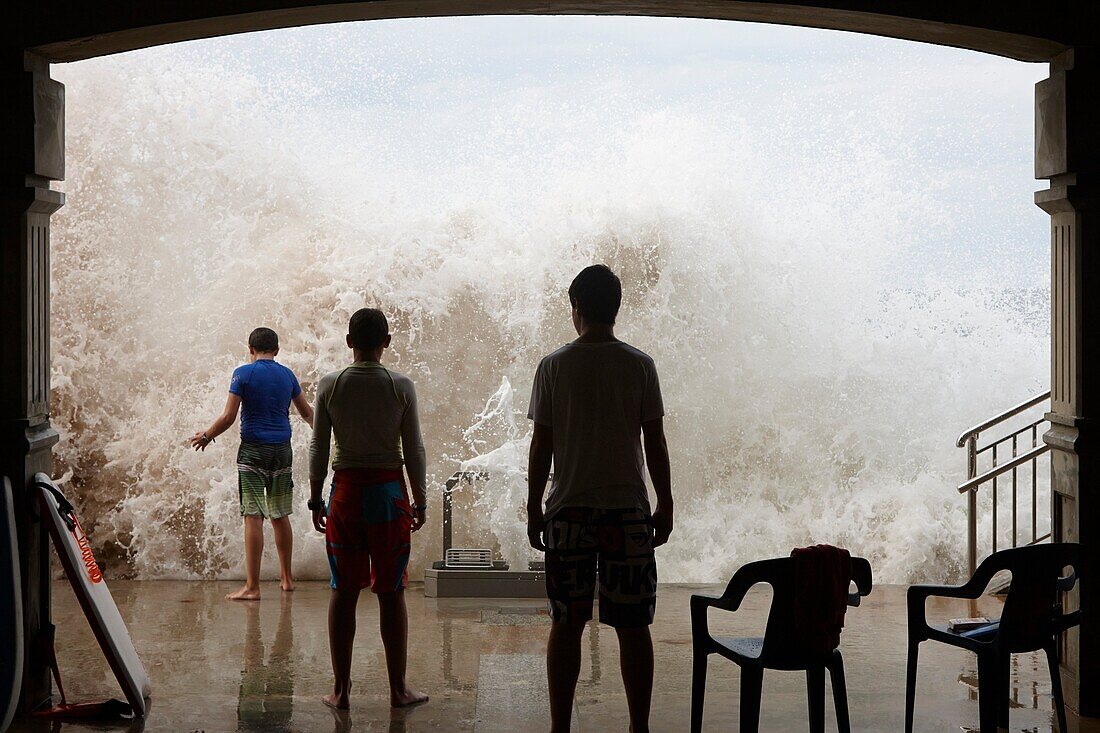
[527,264,673,733]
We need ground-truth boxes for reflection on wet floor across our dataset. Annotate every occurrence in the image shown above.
[237,598,293,731]
[7,581,1100,732]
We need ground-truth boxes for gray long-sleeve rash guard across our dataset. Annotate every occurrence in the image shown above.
[309,361,427,504]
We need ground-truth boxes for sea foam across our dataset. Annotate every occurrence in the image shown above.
[48,26,1048,584]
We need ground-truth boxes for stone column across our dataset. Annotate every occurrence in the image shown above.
[0,50,63,712]
[1037,47,1100,717]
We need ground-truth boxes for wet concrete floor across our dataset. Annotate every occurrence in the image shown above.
[8,581,1098,732]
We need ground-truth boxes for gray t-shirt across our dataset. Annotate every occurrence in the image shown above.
[527,340,664,516]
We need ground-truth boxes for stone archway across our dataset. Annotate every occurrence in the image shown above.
[3,1,1097,717]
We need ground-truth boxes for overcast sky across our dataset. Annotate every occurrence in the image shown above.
[60,16,1050,288]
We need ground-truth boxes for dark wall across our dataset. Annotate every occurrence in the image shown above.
[6,0,1091,63]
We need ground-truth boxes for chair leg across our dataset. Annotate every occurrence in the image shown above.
[905,640,919,733]
[806,664,826,733]
[828,651,851,733]
[739,664,764,733]
[998,653,1011,729]
[976,652,1001,733]
[690,649,707,733]
[1046,642,1069,733]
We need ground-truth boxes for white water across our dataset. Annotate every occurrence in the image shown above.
[49,19,1048,584]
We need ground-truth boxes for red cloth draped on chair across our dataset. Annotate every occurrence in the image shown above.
[791,544,852,654]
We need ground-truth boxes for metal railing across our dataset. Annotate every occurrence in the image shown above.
[441,470,490,561]
[957,391,1052,577]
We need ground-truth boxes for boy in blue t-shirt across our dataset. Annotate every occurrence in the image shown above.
[191,327,314,601]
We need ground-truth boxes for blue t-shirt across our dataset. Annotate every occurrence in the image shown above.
[229,360,302,444]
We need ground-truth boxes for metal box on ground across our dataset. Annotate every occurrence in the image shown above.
[423,471,547,599]
[423,567,546,598]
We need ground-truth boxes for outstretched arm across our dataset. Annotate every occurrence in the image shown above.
[292,392,314,429]
[190,394,241,451]
[527,422,554,551]
[642,417,673,547]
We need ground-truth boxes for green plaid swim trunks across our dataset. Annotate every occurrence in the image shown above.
[237,440,294,518]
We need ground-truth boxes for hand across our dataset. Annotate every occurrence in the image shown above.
[189,431,211,451]
[651,506,673,548]
[312,508,327,534]
[527,506,547,552]
[411,507,427,533]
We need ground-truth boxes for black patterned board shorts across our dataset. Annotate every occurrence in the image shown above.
[544,506,657,628]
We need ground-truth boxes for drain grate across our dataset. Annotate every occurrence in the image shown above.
[481,607,550,626]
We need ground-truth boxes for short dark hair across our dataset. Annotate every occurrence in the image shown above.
[568,265,622,325]
[349,308,389,351]
[248,327,279,353]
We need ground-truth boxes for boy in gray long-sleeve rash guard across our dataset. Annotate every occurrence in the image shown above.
[308,307,429,711]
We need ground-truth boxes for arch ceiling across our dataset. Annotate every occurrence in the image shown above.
[12,1,1092,64]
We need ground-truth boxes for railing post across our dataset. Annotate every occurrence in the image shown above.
[991,444,999,554]
[1033,425,1039,544]
[1012,434,1018,548]
[442,477,455,556]
[967,434,978,578]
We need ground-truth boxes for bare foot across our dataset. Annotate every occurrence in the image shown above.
[391,687,429,708]
[225,586,260,601]
[281,580,295,592]
[322,693,349,710]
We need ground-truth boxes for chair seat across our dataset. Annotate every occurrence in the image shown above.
[926,621,1000,652]
[932,620,1000,638]
[713,636,764,661]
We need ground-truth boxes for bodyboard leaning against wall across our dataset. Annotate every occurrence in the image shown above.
[1,477,23,733]
[35,473,151,717]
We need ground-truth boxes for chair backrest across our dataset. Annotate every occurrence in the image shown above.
[736,554,872,666]
[976,543,1080,652]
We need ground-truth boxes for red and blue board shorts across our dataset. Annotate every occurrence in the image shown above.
[325,468,414,593]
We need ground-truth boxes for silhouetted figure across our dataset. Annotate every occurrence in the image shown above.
[527,265,673,733]
[190,327,314,601]
[309,308,429,710]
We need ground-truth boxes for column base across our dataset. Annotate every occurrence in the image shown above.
[1,418,58,712]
